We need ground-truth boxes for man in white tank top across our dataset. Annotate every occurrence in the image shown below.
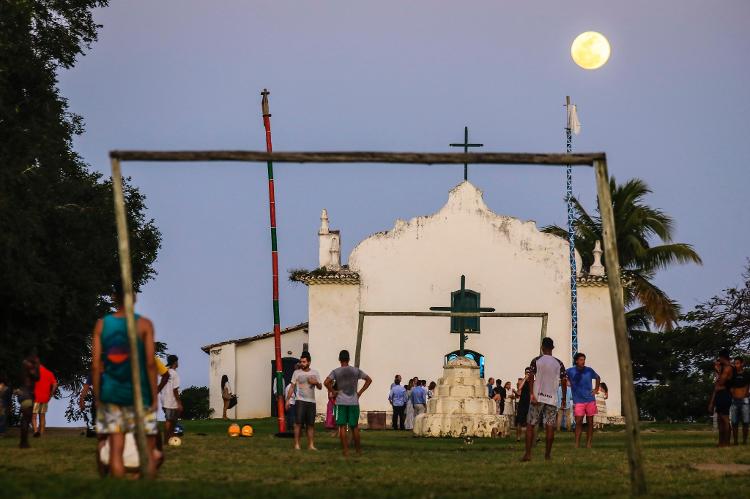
[521,337,567,462]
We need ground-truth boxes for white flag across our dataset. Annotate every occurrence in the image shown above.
[567,104,581,135]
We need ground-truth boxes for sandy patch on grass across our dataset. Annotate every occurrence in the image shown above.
[691,463,750,474]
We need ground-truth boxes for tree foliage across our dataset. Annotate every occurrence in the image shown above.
[0,1,161,388]
[543,177,701,330]
[631,260,750,421]
[180,386,213,420]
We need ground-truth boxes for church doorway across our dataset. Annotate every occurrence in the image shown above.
[444,349,485,378]
[270,356,299,416]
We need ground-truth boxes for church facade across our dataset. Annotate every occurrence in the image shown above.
[204,181,622,420]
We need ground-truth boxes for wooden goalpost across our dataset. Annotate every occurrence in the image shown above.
[109,149,646,495]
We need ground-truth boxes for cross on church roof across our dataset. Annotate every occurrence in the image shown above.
[430,275,495,357]
[449,126,483,181]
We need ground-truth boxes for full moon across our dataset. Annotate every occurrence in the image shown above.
[571,31,611,70]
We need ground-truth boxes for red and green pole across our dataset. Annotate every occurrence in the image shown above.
[261,89,286,433]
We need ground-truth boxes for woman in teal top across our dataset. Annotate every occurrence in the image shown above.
[99,314,152,408]
[92,282,159,478]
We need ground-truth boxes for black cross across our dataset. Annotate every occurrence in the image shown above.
[430,275,495,356]
[449,126,483,181]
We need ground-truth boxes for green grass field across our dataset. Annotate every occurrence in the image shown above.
[2,419,749,498]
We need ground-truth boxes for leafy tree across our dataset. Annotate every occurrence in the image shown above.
[544,177,701,330]
[180,386,213,420]
[631,260,750,421]
[0,1,161,388]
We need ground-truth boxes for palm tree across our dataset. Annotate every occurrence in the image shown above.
[543,177,702,330]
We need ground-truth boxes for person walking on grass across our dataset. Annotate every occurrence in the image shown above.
[161,355,182,444]
[521,337,567,462]
[287,351,321,450]
[730,356,749,445]
[566,352,600,448]
[31,362,57,438]
[709,349,734,447]
[389,375,407,430]
[324,349,372,456]
[92,281,160,477]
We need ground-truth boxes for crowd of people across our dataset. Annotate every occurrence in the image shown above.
[710,350,749,447]
[1,281,184,479]
[486,359,610,441]
[3,277,747,474]
[388,376,436,430]
[275,349,372,456]
[0,354,59,447]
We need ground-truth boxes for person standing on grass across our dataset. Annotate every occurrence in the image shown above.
[556,382,574,432]
[221,375,233,420]
[729,357,749,445]
[15,351,39,448]
[31,362,58,437]
[503,381,515,421]
[515,370,531,441]
[161,355,182,444]
[0,372,11,438]
[495,379,506,415]
[521,337,567,462]
[411,379,427,417]
[566,352,600,448]
[324,349,372,456]
[92,281,160,477]
[709,349,734,447]
[389,376,407,430]
[287,351,321,450]
[487,377,495,398]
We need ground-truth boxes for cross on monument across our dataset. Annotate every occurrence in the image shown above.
[449,126,484,181]
[429,275,495,356]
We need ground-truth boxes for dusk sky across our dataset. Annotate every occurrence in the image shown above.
[50,1,749,423]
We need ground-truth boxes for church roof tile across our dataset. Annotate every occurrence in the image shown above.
[200,322,308,353]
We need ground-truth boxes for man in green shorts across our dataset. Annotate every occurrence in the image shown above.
[324,350,372,456]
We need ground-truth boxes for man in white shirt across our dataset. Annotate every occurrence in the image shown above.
[521,337,567,462]
[160,354,182,443]
[286,352,321,450]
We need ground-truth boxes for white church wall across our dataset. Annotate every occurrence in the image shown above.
[343,182,582,413]
[233,329,309,419]
[208,343,236,419]
[577,286,622,416]
[308,284,360,412]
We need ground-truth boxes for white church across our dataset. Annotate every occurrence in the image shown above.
[203,181,622,420]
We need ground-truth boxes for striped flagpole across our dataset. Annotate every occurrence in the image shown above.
[261,89,286,433]
[565,96,579,361]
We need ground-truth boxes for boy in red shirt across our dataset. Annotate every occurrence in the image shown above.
[32,363,58,437]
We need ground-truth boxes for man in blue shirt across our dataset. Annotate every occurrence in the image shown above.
[388,375,407,430]
[566,352,600,448]
[411,382,427,417]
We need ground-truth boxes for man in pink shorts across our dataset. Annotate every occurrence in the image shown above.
[566,352,600,448]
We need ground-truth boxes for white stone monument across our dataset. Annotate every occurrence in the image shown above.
[413,356,510,438]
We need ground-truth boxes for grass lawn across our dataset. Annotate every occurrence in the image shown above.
[2,418,749,498]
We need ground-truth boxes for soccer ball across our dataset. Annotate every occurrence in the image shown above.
[241,425,254,437]
[168,436,182,446]
[228,423,241,437]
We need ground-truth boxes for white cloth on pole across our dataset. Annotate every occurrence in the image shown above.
[567,104,581,135]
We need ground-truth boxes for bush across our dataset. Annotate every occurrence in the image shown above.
[181,386,213,420]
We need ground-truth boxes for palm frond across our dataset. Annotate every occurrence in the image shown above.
[631,275,682,330]
[638,243,703,273]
